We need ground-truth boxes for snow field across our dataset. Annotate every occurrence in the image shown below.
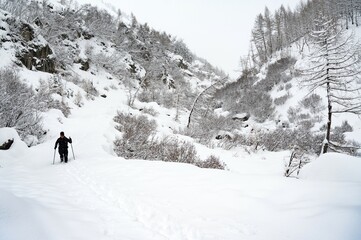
[1,84,361,240]
[1,1,361,239]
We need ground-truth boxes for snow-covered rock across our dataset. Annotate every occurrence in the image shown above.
[0,128,28,158]
[232,113,250,121]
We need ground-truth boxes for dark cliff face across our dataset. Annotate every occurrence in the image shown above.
[18,43,56,73]
[18,23,56,73]
[0,13,56,74]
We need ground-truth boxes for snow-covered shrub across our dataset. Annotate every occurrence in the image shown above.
[154,137,198,164]
[284,147,310,177]
[335,121,353,134]
[154,138,225,169]
[138,89,158,104]
[196,155,226,170]
[35,80,55,111]
[52,100,71,117]
[141,106,159,117]
[258,57,296,92]
[114,112,161,159]
[114,112,192,161]
[244,90,274,122]
[138,88,176,108]
[298,113,310,120]
[36,79,71,117]
[285,83,292,90]
[0,69,44,140]
[82,6,116,40]
[299,119,314,129]
[222,89,274,123]
[173,39,194,63]
[114,112,224,169]
[82,80,99,100]
[114,112,157,158]
[49,75,67,96]
[161,91,177,108]
[287,106,299,123]
[54,43,79,69]
[65,74,81,85]
[260,128,324,154]
[74,91,84,107]
[280,72,293,83]
[222,127,323,154]
[211,133,244,150]
[184,113,235,145]
[301,93,323,114]
[328,121,359,155]
[109,84,118,90]
[274,93,290,105]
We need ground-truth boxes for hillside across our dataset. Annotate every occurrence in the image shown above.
[207,3,361,157]
[0,0,226,142]
[1,82,361,240]
[1,0,361,240]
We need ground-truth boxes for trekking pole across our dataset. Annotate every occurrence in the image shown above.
[70,143,75,160]
[53,148,56,165]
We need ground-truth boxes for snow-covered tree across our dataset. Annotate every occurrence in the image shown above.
[0,69,43,139]
[299,14,361,154]
[251,13,268,63]
[264,7,274,56]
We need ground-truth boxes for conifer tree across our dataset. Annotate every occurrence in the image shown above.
[299,14,361,154]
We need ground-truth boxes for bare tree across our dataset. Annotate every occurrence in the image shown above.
[264,7,274,56]
[284,146,310,177]
[251,13,268,63]
[187,76,228,128]
[299,14,361,154]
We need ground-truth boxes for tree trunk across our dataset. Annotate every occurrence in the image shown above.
[322,81,332,154]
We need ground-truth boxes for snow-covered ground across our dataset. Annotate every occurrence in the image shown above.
[0,0,360,239]
[1,86,361,240]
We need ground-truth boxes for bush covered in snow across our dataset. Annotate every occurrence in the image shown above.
[196,155,226,170]
[139,106,159,117]
[36,78,71,117]
[258,57,296,92]
[113,112,157,159]
[273,93,290,106]
[329,121,360,155]
[82,80,99,100]
[183,113,237,146]
[0,69,44,141]
[284,147,311,177]
[220,88,274,123]
[301,93,324,114]
[214,127,325,155]
[113,112,226,169]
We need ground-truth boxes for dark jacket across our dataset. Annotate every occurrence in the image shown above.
[55,137,72,150]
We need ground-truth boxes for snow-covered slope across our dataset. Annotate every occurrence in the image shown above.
[1,84,361,240]
[0,1,361,239]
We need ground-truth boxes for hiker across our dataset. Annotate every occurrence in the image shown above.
[54,132,72,163]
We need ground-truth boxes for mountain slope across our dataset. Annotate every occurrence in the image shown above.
[0,1,361,239]
[1,81,361,240]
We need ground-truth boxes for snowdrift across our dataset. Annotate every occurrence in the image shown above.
[300,152,361,182]
[0,128,28,160]
[0,189,66,240]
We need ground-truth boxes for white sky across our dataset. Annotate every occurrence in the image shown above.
[93,0,302,78]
